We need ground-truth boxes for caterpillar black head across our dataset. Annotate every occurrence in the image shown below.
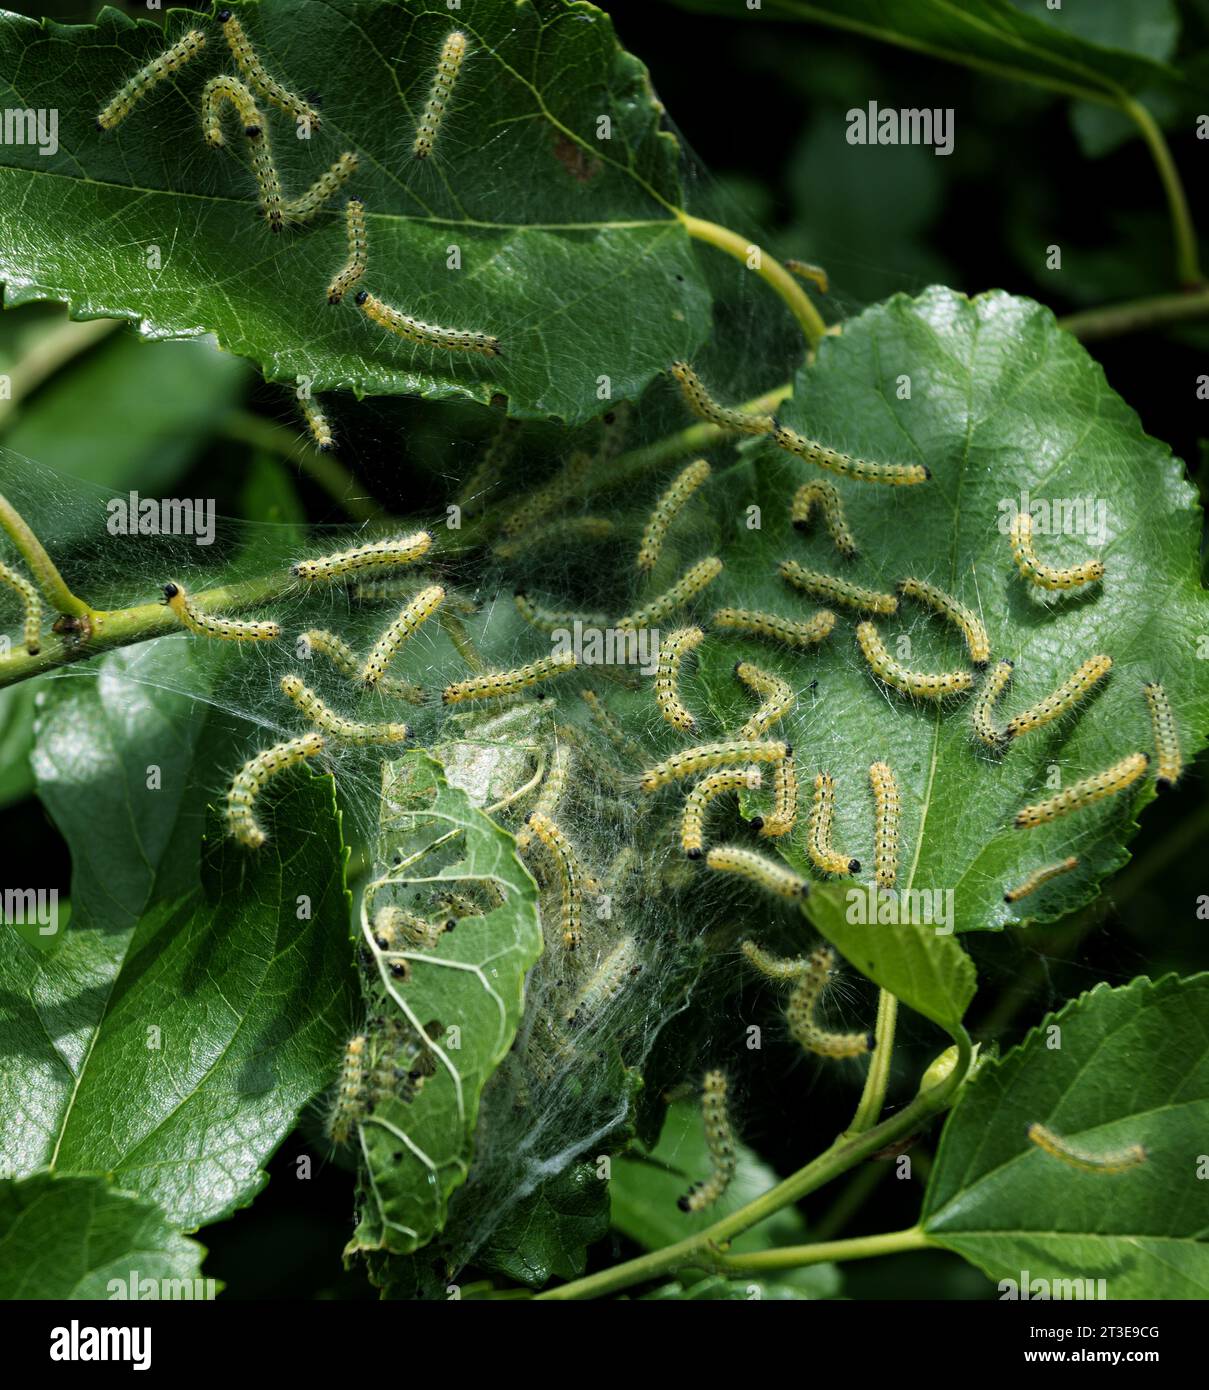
[161,582,180,602]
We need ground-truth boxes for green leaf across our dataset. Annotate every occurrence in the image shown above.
[0,642,355,1229]
[923,974,1209,1298]
[476,1161,610,1287]
[0,1171,208,1300]
[348,750,543,1256]
[0,0,713,424]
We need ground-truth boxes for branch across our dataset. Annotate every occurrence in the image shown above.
[0,492,90,618]
[1058,287,1209,342]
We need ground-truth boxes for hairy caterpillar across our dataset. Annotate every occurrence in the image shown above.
[580,689,645,765]
[971,659,1013,748]
[779,560,897,615]
[299,396,333,452]
[712,606,836,650]
[1013,752,1148,828]
[1026,1122,1146,1174]
[361,585,446,687]
[808,772,860,876]
[299,629,422,703]
[564,935,641,1028]
[0,559,41,654]
[279,675,408,744]
[291,531,432,582]
[784,259,829,293]
[705,844,809,899]
[616,557,723,632]
[641,739,789,792]
[856,621,973,700]
[524,810,585,948]
[757,754,798,839]
[678,1070,737,1213]
[217,9,320,129]
[162,581,280,642]
[1143,682,1183,788]
[327,198,368,305]
[786,947,873,1058]
[514,591,608,634]
[413,30,466,159]
[500,453,591,539]
[772,424,930,487]
[790,479,858,559]
[734,660,795,740]
[96,29,206,131]
[869,760,900,890]
[326,1034,367,1144]
[1004,856,1079,904]
[283,152,359,225]
[355,290,501,358]
[637,459,712,573]
[225,731,325,848]
[456,416,518,513]
[373,903,451,953]
[1004,654,1112,739]
[896,577,990,666]
[740,939,810,979]
[1009,512,1104,591]
[244,121,284,233]
[495,516,615,561]
[515,741,571,852]
[200,74,260,147]
[442,652,578,705]
[656,626,705,733]
[668,362,774,436]
[680,767,763,859]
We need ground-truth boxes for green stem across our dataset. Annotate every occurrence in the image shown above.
[1119,97,1203,288]
[713,1224,927,1275]
[0,317,120,430]
[536,1027,972,1301]
[0,492,91,617]
[677,212,827,347]
[848,989,898,1133]
[1057,287,1209,342]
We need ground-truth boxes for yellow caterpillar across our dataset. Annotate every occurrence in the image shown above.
[514,591,608,634]
[1143,682,1183,788]
[756,754,798,840]
[1004,856,1079,904]
[1013,753,1148,828]
[326,1034,367,1145]
[1009,512,1104,591]
[808,772,860,876]
[678,1070,738,1212]
[779,560,897,615]
[327,198,368,305]
[1026,1122,1146,1174]
[279,675,408,744]
[414,30,467,159]
[705,844,809,900]
[790,480,858,559]
[162,581,280,642]
[785,259,828,292]
[0,559,41,654]
[786,946,873,1058]
[680,767,762,859]
[291,531,432,582]
[655,626,705,732]
[734,660,795,740]
[580,689,645,766]
[299,629,422,703]
[668,362,774,436]
[283,152,359,225]
[616,557,722,632]
[1004,655,1112,739]
[355,290,500,358]
[217,9,321,128]
[515,742,571,852]
[442,651,578,705]
[225,732,325,849]
[740,940,810,979]
[869,760,900,890]
[299,396,333,452]
[772,424,930,486]
[641,739,788,792]
[896,577,990,666]
[856,621,973,700]
[637,459,712,573]
[373,904,451,953]
[200,74,260,147]
[96,29,206,131]
[524,810,585,948]
[712,606,836,650]
[361,585,446,688]
[564,935,642,1029]
[971,659,1014,748]
[244,121,284,233]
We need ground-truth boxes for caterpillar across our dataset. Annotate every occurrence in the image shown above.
[596,401,633,466]
[856,621,973,700]
[784,259,829,293]
[656,626,705,732]
[869,760,900,890]
[790,479,859,559]
[772,424,930,487]
[524,810,585,948]
[200,74,260,147]
[971,659,1014,748]
[514,591,608,634]
[326,1034,367,1144]
[0,559,41,654]
[500,453,592,539]
[279,675,408,745]
[712,606,836,650]
[96,29,206,131]
[162,581,280,642]
[668,362,774,436]
[1004,856,1079,904]
[1143,682,1183,788]
[441,651,578,705]
[327,198,368,305]
[896,577,990,666]
[779,560,897,615]
[515,741,571,852]
[355,290,501,358]
[734,660,795,740]
[299,396,333,452]
[413,30,467,159]
[283,152,359,225]
[494,516,615,561]
[1026,1122,1146,1174]
[739,939,810,979]
[225,731,325,849]
[291,531,432,582]
[680,767,762,859]
[580,689,645,765]
[705,844,810,899]
[1004,655,1112,739]
[299,629,423,703]
[678,1070,737,1213]
[564,935,642,1028]
[1009,512,1104,591]
[637,459,712,573]
[373,903,451,953]
[616,557,723,632]
[1013,752,1148,828]
[457,416,518,513]
[808,772,860,876]
[217,9,320,129]
[785,946,873,1058]
[244,121,284,233]
[640,739,789,793]
[360,585,446,688]
[757,754,798,839]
